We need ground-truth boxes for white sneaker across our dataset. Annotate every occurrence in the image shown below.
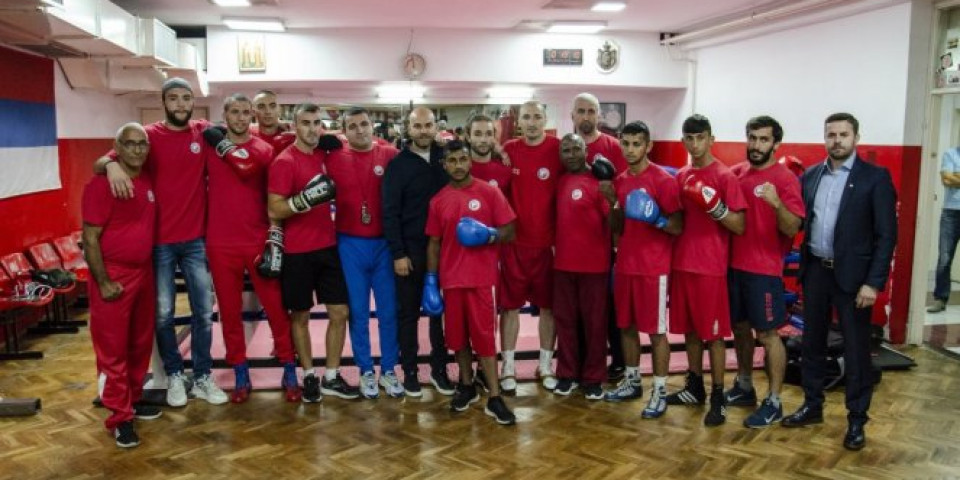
[500,363,517,392]
[191,374,228,405]
[379,371,405,398]
[166,372,188,407]
[360,371,379,399]
[538,367,558,390]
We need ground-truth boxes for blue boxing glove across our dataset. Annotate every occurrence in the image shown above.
[456,217,498,247]
[625,189,668,229]
[421,272,444,316]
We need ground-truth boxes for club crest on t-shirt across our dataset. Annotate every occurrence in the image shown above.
[537,167,550,180]
[571,188,583,200]
[190,142,201,154]
[374,165,384,176]
[753,185,765,197]
[147,190,156,203]
[489,179,499,187]
[468,199,481,211]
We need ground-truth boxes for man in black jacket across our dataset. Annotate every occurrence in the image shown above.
[782,112,897,452]
[382,106,454,397]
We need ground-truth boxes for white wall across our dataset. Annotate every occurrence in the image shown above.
[691,2,914,144]
[54,64,138,139]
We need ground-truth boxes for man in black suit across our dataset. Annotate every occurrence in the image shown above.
[781,113,897,451]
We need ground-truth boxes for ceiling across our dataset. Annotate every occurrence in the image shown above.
[111,0,796,33]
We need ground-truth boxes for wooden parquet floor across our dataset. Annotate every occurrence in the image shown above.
[2,319,960,480]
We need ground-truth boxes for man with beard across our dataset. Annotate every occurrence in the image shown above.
[325,107,404,399]
[572,92,628,381]
[251,89,296,155]
[94,78,227,408]
[783,113,897,452]
[499,101,564,393]
[667,114,746,427]
[201,94,300,403]
[465,114,512,194]
[724,116,803,427]
[382,106,454,397]
[425,140,517,425]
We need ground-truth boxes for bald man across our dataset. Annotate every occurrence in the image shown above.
[82,123,161,448]
[382,106,454,397]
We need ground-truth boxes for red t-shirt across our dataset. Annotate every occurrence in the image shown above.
[587,133,627,175]
[205,136,275,248]
[730,162,805,277]
[251,125,296,158]
[325,144,398,237]
[82,174,157,266]
[425,180,516,289]
[554,172,611,273]
[268,145,337,254]
[503,136,563,248]
[140,120,210,245]
[614,163,682,276]
[673,159,748,276]
[470,158,512,195]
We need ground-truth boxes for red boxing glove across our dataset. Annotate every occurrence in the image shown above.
[682,176,728,221]
[203,126,261,180]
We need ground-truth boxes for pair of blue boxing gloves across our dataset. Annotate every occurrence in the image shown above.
[421,218,498,315]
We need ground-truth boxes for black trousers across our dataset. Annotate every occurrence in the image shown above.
[801,260,874,422]
[395,247,449,376]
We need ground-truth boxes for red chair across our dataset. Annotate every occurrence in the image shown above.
[3,250,83,334]
[0,263,50,360]
[52,235,89,282]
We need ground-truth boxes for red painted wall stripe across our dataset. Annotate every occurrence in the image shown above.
[0,46,55,104]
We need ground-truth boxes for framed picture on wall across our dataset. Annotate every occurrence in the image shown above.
[238,34,266,72]
[599,102,626,133]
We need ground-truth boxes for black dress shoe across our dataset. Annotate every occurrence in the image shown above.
[844,422,866,451]
[781,404,824,428]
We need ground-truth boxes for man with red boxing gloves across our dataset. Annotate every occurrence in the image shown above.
[201,93,300,403]
[267,103,357,403]
[424,140,517,425]
[667,115,747,427]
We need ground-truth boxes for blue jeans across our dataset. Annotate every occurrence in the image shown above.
[154,238,215,377]
[934,209,960,301]
[338,234,399,374]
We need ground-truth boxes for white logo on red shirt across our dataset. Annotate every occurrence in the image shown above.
[190,142,201,154]
[537,167,550,180]
[512,168,520,176]
[753,185,765,197]
[374,165,384,176]
[571,188,583,200]
[468,199,481,211]
[147,190,156,203]
[489,179,499,187]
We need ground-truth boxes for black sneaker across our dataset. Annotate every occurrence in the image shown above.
[724,380,758,407]
[553,378,579,396]
[133,403,162,420]
[430,369,455,396]
[450,383,480,412]
[484,395,516,425]
[114,420,139,448]
[607,365,626,383]
[474,368,490,393]
[583,383,604,401]
[403,371,423,398]
[704,386,727,427]
[665,371,706,406]
[321,373,361,400]
[302,374,322,403]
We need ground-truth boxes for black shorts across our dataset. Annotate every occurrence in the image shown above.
[728,268,786,332]
[281,247,349,311]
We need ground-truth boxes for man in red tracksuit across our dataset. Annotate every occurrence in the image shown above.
[82,123,160,448]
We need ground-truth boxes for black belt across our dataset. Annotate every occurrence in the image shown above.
[812,255,834,269]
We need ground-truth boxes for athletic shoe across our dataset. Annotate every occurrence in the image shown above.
[133,403,162,420]
[642,385,668,419]
[583,383,604,400]
[553,379,579,396]
[484,396,516,425]
[474,368,490,393]
[166,371,188,407]
[114,420,139,448]
[537,366,559,390]
[703,385,727,427]
[281,363,302,402]
[500,375,518,394]
[607,365,626,383]
[724,380,758,407]
[744,397,783,428]
[403,371,422,398]
[450,383,480,412]
[192,374,229,405]
[379,371,405,398]
[430,369,455,396]
[665,371,706,406]
[360,371,379,400]
[321,373,361,400]
[604,377,642,402]
[231,363,252,404]
[302,374,322,403]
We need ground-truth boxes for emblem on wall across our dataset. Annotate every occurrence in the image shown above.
[597,40,620,74]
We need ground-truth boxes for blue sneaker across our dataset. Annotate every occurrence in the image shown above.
[281,362,302,403]
[231,363,251,404]
[604,376,642,402]
[724,380,758,407]
[642,385,667,419]
[743,397,783,428]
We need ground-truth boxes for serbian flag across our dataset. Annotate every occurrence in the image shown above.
[0,46,60,199]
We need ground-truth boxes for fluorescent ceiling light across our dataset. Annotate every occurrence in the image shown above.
[487,87,533,99]
[547,21,606,34]
[591,2,626,12]
[213,0,251,6]
[376,84,425,99]
[223,17,285,32]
